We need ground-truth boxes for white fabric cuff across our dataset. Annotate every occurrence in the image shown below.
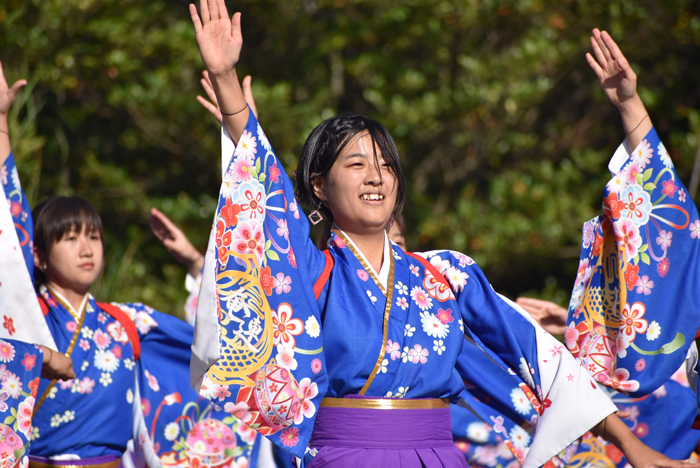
[608,138,633,175]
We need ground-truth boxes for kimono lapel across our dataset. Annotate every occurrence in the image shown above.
[34,287,89,414]
[331,229,390,316]
[329,229,396,395]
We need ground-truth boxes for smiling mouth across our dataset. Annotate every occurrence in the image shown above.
[360,194,384,201]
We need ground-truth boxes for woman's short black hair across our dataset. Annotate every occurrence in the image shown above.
[295,113,405,222]
[32,196,104,285]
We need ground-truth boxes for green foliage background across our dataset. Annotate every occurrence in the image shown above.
[3,0,700,317]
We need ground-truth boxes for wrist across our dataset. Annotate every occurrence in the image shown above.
[187,253,205,277]
[209,67,239,84]
[185,251,204,267]
[616,94,645,116]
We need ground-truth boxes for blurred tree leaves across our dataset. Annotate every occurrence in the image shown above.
[2,0,700,315]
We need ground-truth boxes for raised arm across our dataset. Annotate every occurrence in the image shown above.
[0,60,27,165]
[189,0,248,143]
[586,28,651,150]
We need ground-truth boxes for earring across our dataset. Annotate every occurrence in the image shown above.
[40,263,47,271]
[308,203,324,225]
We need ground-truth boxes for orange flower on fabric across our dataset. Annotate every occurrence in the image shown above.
[220,199,241,227]
[216,219,233,268]
[260,266,274,296]
[624,265,640,291]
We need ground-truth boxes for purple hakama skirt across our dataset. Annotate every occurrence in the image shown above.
[307,398,467,467]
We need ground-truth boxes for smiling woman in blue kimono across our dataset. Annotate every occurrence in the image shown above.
[0,62,261,467]
[187,2,698,468]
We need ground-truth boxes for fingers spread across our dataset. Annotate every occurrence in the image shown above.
[241,75,259,119]
[217,0,230,22]
[207,0,219,21]
[201,76,218,103]
[189,4,202,32]
[200,0,210,23]
[9,80,27,99]
[232,12,243,40]
[196,95,221,119]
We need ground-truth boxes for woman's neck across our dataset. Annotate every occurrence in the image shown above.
[340,228,386,273]
[46,281,89,316]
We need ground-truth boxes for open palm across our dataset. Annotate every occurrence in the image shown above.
[189,0,243,76]
[586,29,637,109]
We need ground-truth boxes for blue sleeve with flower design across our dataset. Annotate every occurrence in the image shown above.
[191,113,329,460]
[1,153,34,278]
[417,251,616,468]
[566,127,700,397]
[116,302,260,466]
[0,338,45,465]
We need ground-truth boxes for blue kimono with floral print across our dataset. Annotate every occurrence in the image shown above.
[0,339,44,466]
[191,113,617,468]
[2,153,259,467]
[133,305,260,466]
[451,128,700,468]
[452,369,699,468]
[566,128,700,398]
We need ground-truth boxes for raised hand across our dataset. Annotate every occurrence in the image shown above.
[586,28,651,150]
[189,0,242,76]
[0,60,27,117]
[197,70,259,124]
[197,70,223,123]
[515,297,567,335]
[150,208,204,277]
[586,29,637,109]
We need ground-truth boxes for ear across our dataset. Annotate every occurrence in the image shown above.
[311,175,327,202]
[33,246,45,270]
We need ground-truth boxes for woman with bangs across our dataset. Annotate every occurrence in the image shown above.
[0,62,262,466]
[188,2,700,467]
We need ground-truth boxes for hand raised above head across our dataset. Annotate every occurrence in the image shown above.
[586,28,638,110]
[189,0,243,76]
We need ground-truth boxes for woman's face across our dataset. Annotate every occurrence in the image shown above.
[317,132,397,235]
[35,225,103,295]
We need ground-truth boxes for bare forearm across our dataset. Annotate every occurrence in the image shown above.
[618,95,652,151]
[209,68,249,145]
[591,414,649,467]
[187,254,205,278]
[0,114,10,166]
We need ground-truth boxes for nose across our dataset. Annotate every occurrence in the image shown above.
[364,161,382,186]
[79,235,94,257]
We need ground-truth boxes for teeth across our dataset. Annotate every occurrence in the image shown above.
[361,194,384,201]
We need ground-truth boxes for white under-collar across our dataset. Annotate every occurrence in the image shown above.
[337,227,391,290]
[44,284,89,322]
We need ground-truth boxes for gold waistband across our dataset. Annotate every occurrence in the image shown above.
[320,397,450,410]
[29,460,120,468]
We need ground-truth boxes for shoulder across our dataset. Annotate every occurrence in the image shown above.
[101,302,161,336]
